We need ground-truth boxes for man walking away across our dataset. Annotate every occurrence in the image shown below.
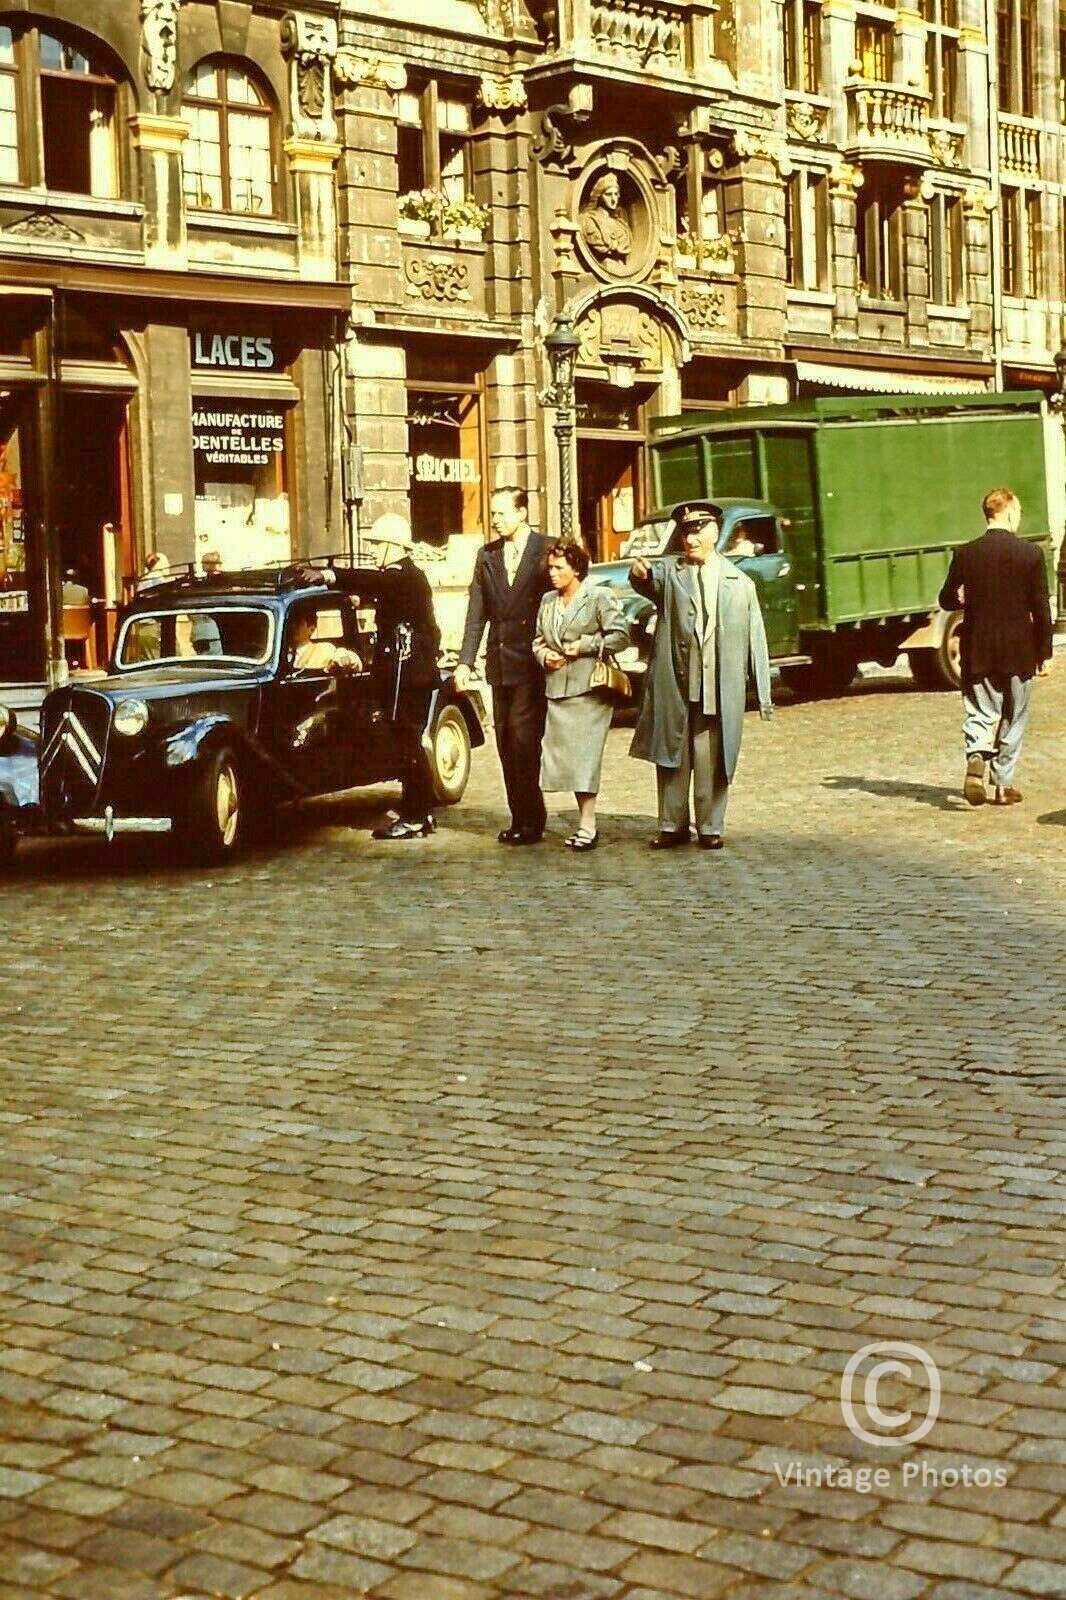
[938,486,1052,807]
[454,487,553,844]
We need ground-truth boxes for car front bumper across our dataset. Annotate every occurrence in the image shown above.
[70,810,172,840]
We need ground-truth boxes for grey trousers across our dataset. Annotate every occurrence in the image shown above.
[962,675,1032,787]
[656,704,730,837]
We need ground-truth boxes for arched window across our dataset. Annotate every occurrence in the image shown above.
[182,61,276,217]
[38,28,119,196]
[0,26,18,183]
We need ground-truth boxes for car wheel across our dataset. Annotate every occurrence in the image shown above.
[430,705,471,805]
[182,745,243,863]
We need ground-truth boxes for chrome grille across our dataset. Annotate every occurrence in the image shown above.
[40,689,112,816]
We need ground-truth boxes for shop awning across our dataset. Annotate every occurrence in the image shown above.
[795,360,989,396]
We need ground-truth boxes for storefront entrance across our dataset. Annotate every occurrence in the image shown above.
[575,384,648,562]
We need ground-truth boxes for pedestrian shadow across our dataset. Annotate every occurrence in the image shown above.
[1036,807,1066,827]
[824,775,967,812]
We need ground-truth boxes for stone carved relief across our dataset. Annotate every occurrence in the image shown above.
[405,256,471,303]
[828,160,864,196]
[141,0,180,96]
[550,207,580,273]
[281,12,338,140]
[334,51,406,93]
[5,210,85,242]
[575,299,670,374]
[532,85,593,169]
[478,0,523,30]
[928,127,964,168]
[679,284,726,331]
[786,101,828,143]
[579,174,635,271]
[477,75,527,113]
[733,128,793,176]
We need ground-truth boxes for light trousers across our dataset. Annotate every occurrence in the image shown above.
[962,674,1032,787]
[656,703,730,837]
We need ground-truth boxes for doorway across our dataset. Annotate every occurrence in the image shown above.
[56,392,132,663]
[576,437,644,563]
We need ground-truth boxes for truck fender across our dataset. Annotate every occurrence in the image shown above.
[0,728,41,811]
[163,714,237,770]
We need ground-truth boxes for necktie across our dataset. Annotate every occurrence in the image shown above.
[506,542,518,583]
[694,562,708,639]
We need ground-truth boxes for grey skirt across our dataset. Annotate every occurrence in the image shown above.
[540,690,614,794]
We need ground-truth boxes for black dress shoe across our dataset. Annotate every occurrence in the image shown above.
[372,816,435,840]
[511,830,544,846]
[698,833,724,850]
[649,830,690,850]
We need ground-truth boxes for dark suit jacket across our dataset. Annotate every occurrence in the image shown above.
[459,531,553,686]
[373,556,441,692]
[938,527,1052,684]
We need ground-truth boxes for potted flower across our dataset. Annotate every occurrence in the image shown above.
[703,232,737,275]
[442,194,491,243]
[398,188,442,237]
[675,230,699,271]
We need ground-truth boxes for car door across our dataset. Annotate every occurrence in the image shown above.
[271,604,359,795]
[719,511,799,659]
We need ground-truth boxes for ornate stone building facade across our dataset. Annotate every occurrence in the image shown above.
[0,0,348,692]
[335,0,1066,610]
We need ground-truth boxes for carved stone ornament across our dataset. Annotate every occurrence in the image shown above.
[579,173,636,272]
[141,0,180,96]
[4,210,86,242]
[903,172,936,203]
[962,184,994,214]
[928,126,963,168]
[477,75,527,113]
[786,101,828,143]
[679,283,726,332]
[732,128,793,176]
[550,207,580,273]
[828,160,864,195]
[532,85,593,169]
[334,51,407,93]
[405,256,471,304]
[477,0,522,31]
[281,12,338,140]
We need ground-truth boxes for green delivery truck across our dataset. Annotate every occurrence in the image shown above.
[642,390,1056,694]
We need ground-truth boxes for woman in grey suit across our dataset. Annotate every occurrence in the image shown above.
[532,540,629,850]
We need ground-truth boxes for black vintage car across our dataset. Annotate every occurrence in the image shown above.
[0,560,487,866]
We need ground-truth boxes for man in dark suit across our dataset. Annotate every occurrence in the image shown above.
[365,514,442,840]
[455,487,552,843]
[938,486,1052,807]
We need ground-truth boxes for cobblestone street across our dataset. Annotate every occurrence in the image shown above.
[1,665,1065,1600]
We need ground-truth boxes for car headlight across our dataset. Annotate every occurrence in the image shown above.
[113,698,149,737]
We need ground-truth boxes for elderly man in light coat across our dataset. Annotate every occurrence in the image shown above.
[630,504,772,850]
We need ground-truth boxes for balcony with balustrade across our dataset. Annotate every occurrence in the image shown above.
[844,79,931,166]
[529,0,731,95]
[998,114,1041,179]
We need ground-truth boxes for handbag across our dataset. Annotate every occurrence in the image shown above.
[589,642,632,701]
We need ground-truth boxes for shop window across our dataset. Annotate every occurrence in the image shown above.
[407,387,484,547]
[0,26,19,184]
[785,169,829,291]
[928,192,964,304]
[182,59,276,216]
[857,173,903,299]
[38,28,118,197]
[783,0,822,93]
[192,401,291,567]
[397,82,479,232]
[855,18,892,81]
[0,411,25,594]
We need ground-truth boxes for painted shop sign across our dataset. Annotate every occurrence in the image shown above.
[414,453,480,485]
[191,332,276,370]
[193,407,285,467]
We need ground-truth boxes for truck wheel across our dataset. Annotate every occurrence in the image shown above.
[937,611,964,689]
[908,651,942,690]
[781,649,855,699]
[430,706,471,805]
[181,745,244,863]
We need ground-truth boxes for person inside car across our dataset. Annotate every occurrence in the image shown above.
[291,609,362,674]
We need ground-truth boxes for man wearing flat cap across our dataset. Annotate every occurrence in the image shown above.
[630,503,772,850]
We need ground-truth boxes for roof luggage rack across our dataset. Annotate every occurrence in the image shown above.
[132,555,376,599]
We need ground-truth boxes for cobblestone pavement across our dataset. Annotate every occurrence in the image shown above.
[1,663,1065,1600]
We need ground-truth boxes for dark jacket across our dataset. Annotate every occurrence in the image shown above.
[938,527,1052,684]
[374,555,441,693]
[459,532,553,686]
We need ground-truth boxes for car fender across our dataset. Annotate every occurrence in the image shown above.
[424,684,487,751]
[0,727,41,812]
[163,713,240,771]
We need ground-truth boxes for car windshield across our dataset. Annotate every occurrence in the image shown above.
[621,519,673,559]
[116,606,275,668]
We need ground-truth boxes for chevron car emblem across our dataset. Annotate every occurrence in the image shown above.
[40,710,103,786]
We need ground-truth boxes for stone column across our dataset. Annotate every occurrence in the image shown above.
[281,12,342,281]
[902,176,932,348]
[285,137,342,280]
[822,0,859,147]
[731,136,789,349]
[962,185,994,349]
[893,8,926,91]
[828,161,863,337]
[956,25,990,175]
[129,114,188,267]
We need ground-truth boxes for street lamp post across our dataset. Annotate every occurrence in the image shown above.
[1051,342,1066,635]
[542,313,581,538]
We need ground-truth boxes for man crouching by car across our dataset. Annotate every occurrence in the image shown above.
[365,514,441,840]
